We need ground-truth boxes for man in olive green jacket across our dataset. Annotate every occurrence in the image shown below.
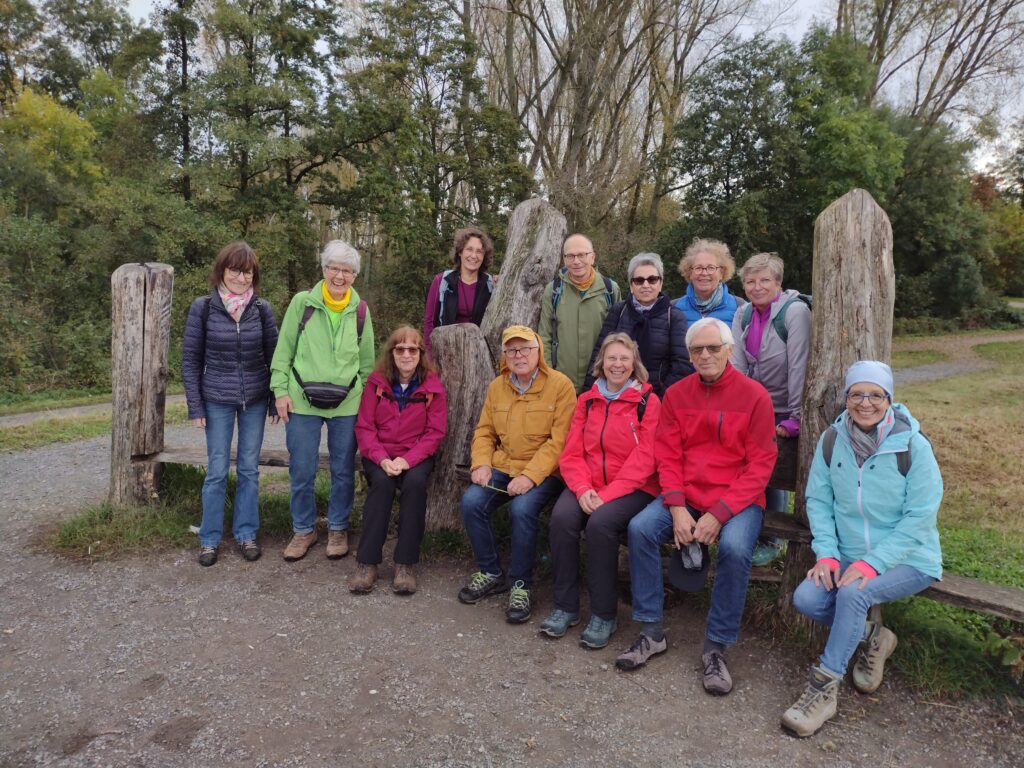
[538,233,621,393]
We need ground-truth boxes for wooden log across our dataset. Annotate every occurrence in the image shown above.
[778,189,895,619]
[425,324,496,530]
[109,263,175,506]
[479,197,566,360]
[142,446,332,471]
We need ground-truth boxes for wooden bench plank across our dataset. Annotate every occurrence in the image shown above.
[139,446,332,470]
[761,510,812,544]
[923,574,1024,624]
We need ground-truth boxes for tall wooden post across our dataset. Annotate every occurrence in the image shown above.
[425,198,567,530]
[109,263,175,506]
[777,189,895,617]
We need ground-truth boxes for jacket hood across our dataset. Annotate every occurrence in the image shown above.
[831,401,920,449]
[498,325,551,376]
[766,288,803,319]
[366,368,444,393]
[579,379,652,404]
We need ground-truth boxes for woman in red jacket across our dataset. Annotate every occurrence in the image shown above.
[351,326,447,595]
[539,333,661,649]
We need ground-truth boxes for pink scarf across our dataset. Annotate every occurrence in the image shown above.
[218,286,253,322]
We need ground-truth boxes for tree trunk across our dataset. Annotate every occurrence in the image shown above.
[425,197,567,530]
[777,188,895,624]
[109,263,175,506]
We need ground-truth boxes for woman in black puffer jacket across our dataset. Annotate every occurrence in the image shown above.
[182,241,279,567]
[583,252,693,398]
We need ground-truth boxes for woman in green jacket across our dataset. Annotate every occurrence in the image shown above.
[271,240,375,562]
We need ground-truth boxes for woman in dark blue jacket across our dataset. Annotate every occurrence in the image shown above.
[583,253,692,397]
[182,241,279,566]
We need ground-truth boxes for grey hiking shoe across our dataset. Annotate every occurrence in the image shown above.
[615,632,667,670]
[539,609,580,638]
[579,616,617,649]
[852,622,898,693]
[701,650,733,695]
[505,581,532,624]
[457,571,508,604]
[781,666,842,737]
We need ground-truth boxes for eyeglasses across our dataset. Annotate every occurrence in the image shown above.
[226,267,254,279]
[692,265,721,274]
[324,265,355,277]
[630,275,662,286]
[847,391,888,405]
[563,251,593,261]
[503,346,538,358]
[394,345,421,355]
[688,344,725,356]
[743,277,777,289]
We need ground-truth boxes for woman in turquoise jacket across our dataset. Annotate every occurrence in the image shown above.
[271,240,375,563]
[781,360,942,738]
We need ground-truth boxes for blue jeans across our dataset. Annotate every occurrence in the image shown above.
[460,469,564,587]
[286,412,357,534]
[200,399,268,547]
[627,496,764,645]
[794,562,936,677]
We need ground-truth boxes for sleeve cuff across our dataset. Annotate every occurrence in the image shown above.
[707,500,733,525]
[779,418,800,437]
[850,560,878,580]
[663,490,686,508]
[817,557,840,571]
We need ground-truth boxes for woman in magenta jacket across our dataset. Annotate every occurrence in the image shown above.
[539,333,661,650]
[351,326,447,595]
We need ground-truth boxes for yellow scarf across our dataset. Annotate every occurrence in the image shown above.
[568,268,596,292]
[321,282,351,313]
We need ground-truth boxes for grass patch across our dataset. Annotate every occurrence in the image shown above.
[0,403,188,452]
[0,384,184,416]
[891,348,949,368]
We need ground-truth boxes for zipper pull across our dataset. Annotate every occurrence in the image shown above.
[630,421,639,445]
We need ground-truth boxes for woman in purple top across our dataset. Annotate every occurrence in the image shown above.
[423,227,496,356]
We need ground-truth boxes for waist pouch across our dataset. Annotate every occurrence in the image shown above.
[293,369,357,410]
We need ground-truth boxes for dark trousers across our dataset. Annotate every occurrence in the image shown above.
[549,488,654,620]
[357,457,434,565]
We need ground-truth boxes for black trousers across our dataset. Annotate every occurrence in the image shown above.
[357,456,434,565]
[548,488,654,620]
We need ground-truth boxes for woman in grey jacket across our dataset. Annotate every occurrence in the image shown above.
[730,252,811,565]
[183,242,279,567]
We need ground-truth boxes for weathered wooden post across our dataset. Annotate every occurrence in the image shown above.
[109,263,174,506]
[425,198,567,529]
[777,188,895,618]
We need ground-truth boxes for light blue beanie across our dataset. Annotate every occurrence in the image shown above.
[844,360,894,400]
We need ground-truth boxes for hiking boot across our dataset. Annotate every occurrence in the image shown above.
[538,609,580,638]
[852,622,898,694]
[702,650,733,695]
[198,545,218,567]
[751,538,784,567]
[615,633,668,671]
[505,581,532,624]
[326,530,349,559]
[457,571,508,604]
[237,539,261,562]
[579,616,617,649]
[348,563,378,594]
[392,564,417,595]
[781,666,842,737]
[283,531,317,561]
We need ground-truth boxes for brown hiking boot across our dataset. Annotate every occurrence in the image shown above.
[348,563,378,594]
[392,564,417,595]
[283,531,317,562]
[852,622,898,694]
[326,530,349,559]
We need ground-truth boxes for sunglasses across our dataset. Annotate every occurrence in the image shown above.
[688,344,725,356]
[394,345,421,355]
[630,275,662,286]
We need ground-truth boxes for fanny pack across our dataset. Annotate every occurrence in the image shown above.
[292,370,357,410]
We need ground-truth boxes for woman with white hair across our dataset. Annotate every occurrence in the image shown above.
[270,240,376,562]
[582,252,692,397]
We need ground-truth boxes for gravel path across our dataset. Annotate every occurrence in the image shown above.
[893,329,1024,385]
[1,428,1023,765]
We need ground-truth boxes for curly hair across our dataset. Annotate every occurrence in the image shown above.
[678,238,735,283]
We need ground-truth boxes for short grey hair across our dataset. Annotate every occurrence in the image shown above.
[320,239,361,273]
[739,252,784,283]
[627,252,664,280]
[685,317,734,348]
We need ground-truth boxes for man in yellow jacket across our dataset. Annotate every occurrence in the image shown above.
[458,325,577,623]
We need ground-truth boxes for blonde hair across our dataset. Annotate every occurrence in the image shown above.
[590,333,649,383]
[679,238,735,282]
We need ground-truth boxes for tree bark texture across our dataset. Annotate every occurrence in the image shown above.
[479,197,566,361]
[777,188,895,618]
[109,263,175,506]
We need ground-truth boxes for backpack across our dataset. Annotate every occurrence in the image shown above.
[437,269,495,325]
[820,425,915,477]
[295,298,367,344]
[740,293,811,344]
[549,271,615,368]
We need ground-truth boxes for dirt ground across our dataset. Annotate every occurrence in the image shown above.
[1,422,1023,768]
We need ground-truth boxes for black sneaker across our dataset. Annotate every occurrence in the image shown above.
[505,581,532,624]
[237,539,261,562]
[457,571,508,604]
[198,546,218,567]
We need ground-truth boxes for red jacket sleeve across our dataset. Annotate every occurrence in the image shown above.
[400,384,448,468]
[423,273,442,356]
[355,385,389,465]
[601,393,661,502]
[655,389,687,508]
[558,398,593,496]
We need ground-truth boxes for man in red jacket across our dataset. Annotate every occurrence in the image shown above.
[615,317,777,696]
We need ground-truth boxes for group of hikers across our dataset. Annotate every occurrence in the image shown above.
[182,229,943,738]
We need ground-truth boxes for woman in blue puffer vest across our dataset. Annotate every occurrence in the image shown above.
[183,241,279,567]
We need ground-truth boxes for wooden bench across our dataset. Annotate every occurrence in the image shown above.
[141,446,333,470]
